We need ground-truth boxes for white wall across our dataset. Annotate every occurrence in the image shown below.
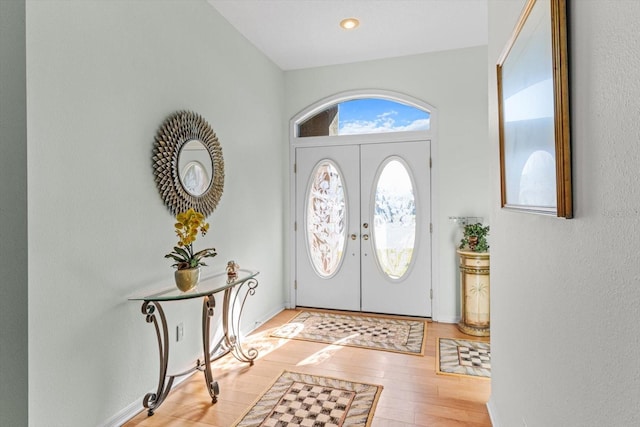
[25,1,284,425]
[0,0,28,425]
[488,1,640,425]
[284,47,489,322]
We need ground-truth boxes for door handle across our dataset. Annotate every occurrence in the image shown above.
[351,234,358,240]
[362,223,369,229]
[362,234,369,240]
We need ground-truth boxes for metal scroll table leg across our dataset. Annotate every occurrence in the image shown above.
[201,294,220,403]
[141,301,174,416]
[222,278,259,365]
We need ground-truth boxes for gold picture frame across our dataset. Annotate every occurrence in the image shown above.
[497,0,572,218]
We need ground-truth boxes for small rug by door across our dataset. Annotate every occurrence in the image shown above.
[436,337,491,379]
[232,370,383,427]
[271,310,426,355]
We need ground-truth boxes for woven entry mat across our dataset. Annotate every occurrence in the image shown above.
[271,310,426,355]
[436,337,491,378]
[232,370,383,427]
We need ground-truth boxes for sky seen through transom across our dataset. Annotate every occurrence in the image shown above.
[338,98,430,135]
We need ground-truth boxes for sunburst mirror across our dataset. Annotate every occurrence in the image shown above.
[152,111,224,217]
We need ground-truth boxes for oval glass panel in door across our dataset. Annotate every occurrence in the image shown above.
[373,159,416,279]
[306,161,347,278]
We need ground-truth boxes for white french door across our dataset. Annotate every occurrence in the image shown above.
[295,141,432,317]
[295,145,361,311]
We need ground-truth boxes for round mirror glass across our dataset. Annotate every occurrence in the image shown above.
[178,140,214,196]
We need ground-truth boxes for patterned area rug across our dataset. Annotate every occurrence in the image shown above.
[232,371,382,427]
[436,337,491,378]
[271,311,426,355]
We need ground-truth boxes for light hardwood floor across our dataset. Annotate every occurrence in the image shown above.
[124,309,491,427]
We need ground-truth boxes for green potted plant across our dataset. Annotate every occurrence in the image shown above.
[459,222,490,252]
[165,208,217,291]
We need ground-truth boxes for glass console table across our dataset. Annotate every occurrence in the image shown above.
[129,269,259,416]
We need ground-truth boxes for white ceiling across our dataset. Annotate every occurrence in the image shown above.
[207,0,488,71]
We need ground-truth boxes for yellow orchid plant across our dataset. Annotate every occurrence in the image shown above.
[165,208,217,270]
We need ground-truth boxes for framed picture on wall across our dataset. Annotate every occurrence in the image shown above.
[497,0,572,218]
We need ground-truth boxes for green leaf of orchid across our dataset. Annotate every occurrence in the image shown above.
[193,248,217,259]
[165,254,186,262]
[173,246,190,259]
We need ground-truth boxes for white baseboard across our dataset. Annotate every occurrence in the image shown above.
[102,304,286,426]
[244,304,285,335]
[99,373,194,427]
[433,315,460,324]
[487,397,500,427]
[99,398,142,427]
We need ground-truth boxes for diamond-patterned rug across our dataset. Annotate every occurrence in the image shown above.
[232,371,383,427]
[436,337,491,378]
[270,310,426,355]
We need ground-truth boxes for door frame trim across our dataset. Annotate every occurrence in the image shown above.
[288,89,441,320]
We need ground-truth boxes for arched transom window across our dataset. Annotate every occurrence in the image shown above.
[297,98,430,137]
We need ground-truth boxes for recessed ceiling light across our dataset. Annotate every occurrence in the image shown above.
[340,18,360,30]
